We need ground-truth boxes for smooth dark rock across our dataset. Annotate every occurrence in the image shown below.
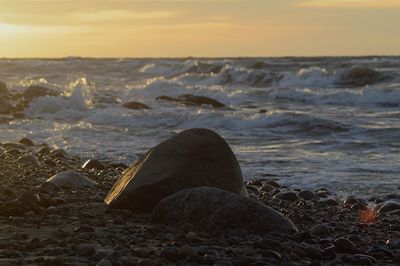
[122,101,151,110]
[105,128,247,212]
[151,187,298,234]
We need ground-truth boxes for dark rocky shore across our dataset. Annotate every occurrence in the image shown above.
[1,130,400,266]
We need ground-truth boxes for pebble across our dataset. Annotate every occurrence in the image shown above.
[96,258,113,266]
[312,224,331,237]
[376,201,400,214]
[215,258,234,266]
[77,244,96,256]
[17,154,40,167]
[260,183,275,193]
[137,259,158,266]
[274,191,298,201]
[159,246,180,262]
[19,138,35,146]
[322,245,336,260]
[298,190,316,201]
[82,159,105,170]
[180,244,198,258]
[334,238,357,253]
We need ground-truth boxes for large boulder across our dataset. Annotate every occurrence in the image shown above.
[156,94,225,108]
[0,96,12,114]
[105,128,247,212]
[22,85,58,101]
[152,187,298,234]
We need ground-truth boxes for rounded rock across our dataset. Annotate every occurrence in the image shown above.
[46,171,96,189]
[105,128,247,212]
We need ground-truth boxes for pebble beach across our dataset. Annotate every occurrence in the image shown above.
[1,136,400,266]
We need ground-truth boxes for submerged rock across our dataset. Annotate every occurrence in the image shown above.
[0,81,9,95]
[122,101,151,110]
[105,128,247,212]
[156,94,225,108]
[46,171,96,189]
[152,187,297,234]
[22,85,58,101]
[0,96,12,114]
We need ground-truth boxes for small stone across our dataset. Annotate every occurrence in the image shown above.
[96,258,113,266]
[376,201,400,214]
[303,246,323,260]
[159,246,180,262]
[137,259,158,266]
[334,238,357,253]
[77,244,96,256]
[215,258,234,266]
[19,138,34,146]
[44,158,57,167]
[322,245,336,260]
[274,191,298,202]
[260,184,275,193]
[383,193,400,203]
[82,159,105,170]
[265,180,280,188]
[46,171,96,189]
[263,250,282,260]
[180,245,198,259]
[43,257,64,266]
[321,199,339,206]
[312,224,332,237]
[298,190,316,201]
[17,154,40,167]
[353,254,377,265]
[74,225,95,233]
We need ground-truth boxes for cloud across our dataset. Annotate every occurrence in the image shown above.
[72,10,174,24]
[297,0,400,8]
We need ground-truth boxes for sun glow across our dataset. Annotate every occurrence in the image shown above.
[0,0,399,57]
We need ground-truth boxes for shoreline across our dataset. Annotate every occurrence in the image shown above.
[1,139,400,265]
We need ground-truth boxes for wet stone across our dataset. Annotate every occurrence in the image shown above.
[334,238,357,253]
[298,190,316,201]
[274,191,298,202]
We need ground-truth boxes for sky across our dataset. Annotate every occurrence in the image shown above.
[0,0,399,57]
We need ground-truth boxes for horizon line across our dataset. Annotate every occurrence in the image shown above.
[1,54,400,60]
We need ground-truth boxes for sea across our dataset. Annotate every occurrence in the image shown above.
[0,57,399,197]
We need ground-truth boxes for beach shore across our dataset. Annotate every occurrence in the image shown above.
[1,139,400,266]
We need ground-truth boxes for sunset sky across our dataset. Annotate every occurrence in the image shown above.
[1,0,399,57]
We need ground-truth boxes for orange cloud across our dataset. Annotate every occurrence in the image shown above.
[297,0,400,8]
